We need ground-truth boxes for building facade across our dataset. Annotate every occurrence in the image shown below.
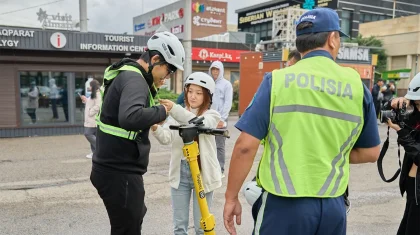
[133,0,228,39]
[0,25,152,138]
[235,0,420,40]
[238,47,378,115]
[359,14,420,96]
[0,25,252,138]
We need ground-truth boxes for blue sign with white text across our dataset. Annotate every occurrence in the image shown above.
[134,23,145,32]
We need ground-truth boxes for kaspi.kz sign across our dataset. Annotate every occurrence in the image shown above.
[192,48,244,62]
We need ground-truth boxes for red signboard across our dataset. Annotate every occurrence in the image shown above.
[192,47,246,63]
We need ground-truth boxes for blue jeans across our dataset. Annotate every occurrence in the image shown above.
[171,160,214,235]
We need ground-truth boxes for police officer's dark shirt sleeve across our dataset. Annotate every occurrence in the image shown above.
[235,50,380,149]
[93,71,166,175]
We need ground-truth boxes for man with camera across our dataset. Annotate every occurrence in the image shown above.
[385,73,420,235]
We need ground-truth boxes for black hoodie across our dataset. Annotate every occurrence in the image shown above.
[396,110,420,204]
[93,58,167,175]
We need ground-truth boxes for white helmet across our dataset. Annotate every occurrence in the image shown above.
[405,72,420,100]
[184,72,215,94]
[147,31,185,71]
[242,180,263,206]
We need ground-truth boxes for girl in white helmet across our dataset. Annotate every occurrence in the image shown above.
[387,73,420,235]
[151,72,222,235]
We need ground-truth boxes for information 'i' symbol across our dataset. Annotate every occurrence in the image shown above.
[50,32,67,49]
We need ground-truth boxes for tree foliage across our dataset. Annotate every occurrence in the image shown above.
[344,34,387,76]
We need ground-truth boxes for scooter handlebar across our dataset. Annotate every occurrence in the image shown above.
[168,125,230,138]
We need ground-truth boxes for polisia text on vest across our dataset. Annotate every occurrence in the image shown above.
[285,73,353,100]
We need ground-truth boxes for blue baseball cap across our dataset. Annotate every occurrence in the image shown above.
[296,8,349,38]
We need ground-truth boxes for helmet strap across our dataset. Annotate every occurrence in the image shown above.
[208,91,213,109]
[147,50,155,76]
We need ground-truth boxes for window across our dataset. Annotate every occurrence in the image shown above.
[20,71,104,126]
[361,13,371,23]
[75,72,104,124]
[260,30,268,38]
[20,71,71,125]
[359,13,389,23]
[261,23,267,31]
[230,71,240,85]
[340,10,352,37]
[255,32,261,41]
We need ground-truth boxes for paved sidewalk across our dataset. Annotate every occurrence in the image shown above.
[0,118,407,235]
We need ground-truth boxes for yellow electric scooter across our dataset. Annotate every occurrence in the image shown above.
[169,116,230,235]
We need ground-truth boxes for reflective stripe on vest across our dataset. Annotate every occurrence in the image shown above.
[257,56,364,198]
[96,65,155,140]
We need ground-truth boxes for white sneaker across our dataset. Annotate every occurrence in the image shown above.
[86,153,93,159]
[221,173,225,178]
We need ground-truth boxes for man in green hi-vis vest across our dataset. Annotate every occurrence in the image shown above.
[223,8,381,235]
[90,31,186,235]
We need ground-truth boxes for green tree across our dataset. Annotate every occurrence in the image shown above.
[344,34,387,78]
[231,80,239,112]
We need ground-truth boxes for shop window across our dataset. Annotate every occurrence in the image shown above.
[75,72,104,125]
[20,71,71,125]
[340,10,352,37]
[371,14,379,22]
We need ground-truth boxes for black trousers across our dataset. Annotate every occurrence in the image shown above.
[374,101,381,119]
[397,177,420,235]
[91,169,147,235]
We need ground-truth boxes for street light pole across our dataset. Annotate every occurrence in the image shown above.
[79,0,88,32]
[183,0,192,85]
[393,0,396,18]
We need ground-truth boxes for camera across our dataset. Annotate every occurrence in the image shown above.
[380,100,413,125]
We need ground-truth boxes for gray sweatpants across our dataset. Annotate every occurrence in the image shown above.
[215,135,226,173]
[84,127,97,153]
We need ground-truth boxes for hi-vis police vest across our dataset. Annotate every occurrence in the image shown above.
[257,56,364,198]
[96,65,155,140]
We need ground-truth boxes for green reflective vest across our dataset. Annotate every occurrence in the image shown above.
[96,65,155,140]
[257,56,364,198]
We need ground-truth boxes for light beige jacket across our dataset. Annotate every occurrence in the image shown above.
[152,105,222,193]
[84,91,102,127]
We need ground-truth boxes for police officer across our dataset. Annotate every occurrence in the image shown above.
[223,8,381,235]
[90,31,185,235]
